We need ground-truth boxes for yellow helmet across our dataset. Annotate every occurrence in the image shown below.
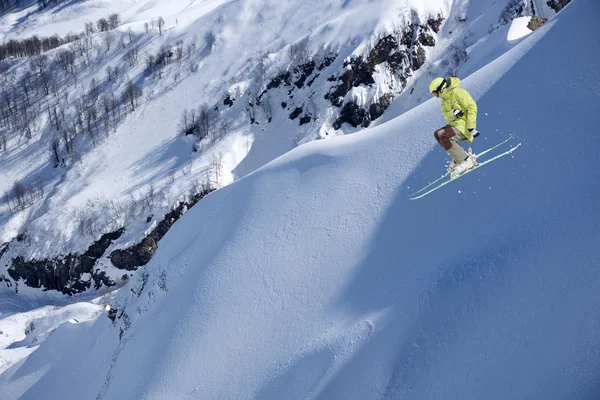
[429,77,446,95]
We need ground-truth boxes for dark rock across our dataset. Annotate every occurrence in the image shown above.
[223,94,234,107]
[326,56,375,107]
[7,228,124,295]
[546,0,570,12]
[318,54,336,71]
[369,93,394,121]
[108,307,117,322]
[427,15,445,33]
[388,51,408,72]
[527,16,547,30]
[299,115,312,125]
[418,32,436,47]
[369,35,398,65]
[306,73,320,87]
[0,242,8,259]
[267,71,292,90]
[411,46,426,70]
[109,188,213,271]
[281,101,287,108]
[333,101,367,129]
[289,107,303,120]
[294,60,316,88]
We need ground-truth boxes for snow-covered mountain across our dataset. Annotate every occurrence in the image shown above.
[0,0,559,297]
[2,0,599,398]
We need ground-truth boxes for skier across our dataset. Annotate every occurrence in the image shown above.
[429,77,480,178]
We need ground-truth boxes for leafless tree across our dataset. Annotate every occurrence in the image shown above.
[157,17,165,36]
[175,40,184,64]
[97,18,110,32]
[106,65,113,81]
[30,55,47,75]
[89,78,99,100]
[124,80,142,112]
[85,22,95,36]
[12,181,27,210]
[108,13,121,30]
[104,32,115,51]
[124,45,139,67]
[51,138,61,165]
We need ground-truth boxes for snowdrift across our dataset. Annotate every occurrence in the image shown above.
[2,0,600,399]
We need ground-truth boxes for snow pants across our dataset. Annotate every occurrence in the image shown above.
[434,126,469,163]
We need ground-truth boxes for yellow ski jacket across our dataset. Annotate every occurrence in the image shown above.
[440,77,478,142]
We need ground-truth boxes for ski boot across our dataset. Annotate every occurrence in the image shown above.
[450,152,478,179]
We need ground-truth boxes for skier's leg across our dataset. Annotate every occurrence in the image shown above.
[434,126,468,162]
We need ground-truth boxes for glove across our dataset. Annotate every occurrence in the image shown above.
[468,128,480,138]
[452,109,464,117]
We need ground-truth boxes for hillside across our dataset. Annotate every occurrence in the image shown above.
[1,0,598,398]
[0,0,472,295]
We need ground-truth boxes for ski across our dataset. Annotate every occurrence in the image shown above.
[409,143,521,200]
[409,135,514,197]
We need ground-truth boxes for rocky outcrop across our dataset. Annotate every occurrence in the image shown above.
[5,188,214,295]
[427,14,445,33]
[109,188,213,270]
[327,14,442,129]
[546,0,571,12]
[7,229,124,295]
[528,16,548,30]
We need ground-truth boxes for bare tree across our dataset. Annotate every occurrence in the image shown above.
[124,45,139,67]
[89,78,99,100]
[97,18,110,32]
[124,80,142,112]
[0,59,8,79]
[51,138,61,165]
[85,22,95,36]
[30,55,47,75]
[104,32,115,51]
[106,65,113,81]
[209,153,223,188]
[145,53,156,74]
[40,70,53,96]
[144,22,149,34]
[35,176,44,198]
[175,40,184,64]
[12,181,27,210]
[157,17,165,36]
[108,13,121,30]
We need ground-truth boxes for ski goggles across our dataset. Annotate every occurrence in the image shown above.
[432,78,447,97]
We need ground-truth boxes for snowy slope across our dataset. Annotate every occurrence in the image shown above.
[1,0,461,292]
[1,0,598,398]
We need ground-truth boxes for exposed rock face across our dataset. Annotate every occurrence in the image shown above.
[427,14,445,33]
[528,16,548,30]
[5,188,214,294]
[289,107,303,120]
[546,0,571,12]
[7,229,124,295]
[109,188,213,270]
[327,14,442,130]
[223,94,235,107]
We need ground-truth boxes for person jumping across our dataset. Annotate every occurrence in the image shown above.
[429,77,480,178]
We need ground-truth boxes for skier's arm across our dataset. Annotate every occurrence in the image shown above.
[441,102,454,124]
[457,88,477,129]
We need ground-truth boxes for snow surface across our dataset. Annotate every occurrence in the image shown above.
[0,0,453,278]
[1,0,599,398]
[507,16,533,42]
[0,297,106,374]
